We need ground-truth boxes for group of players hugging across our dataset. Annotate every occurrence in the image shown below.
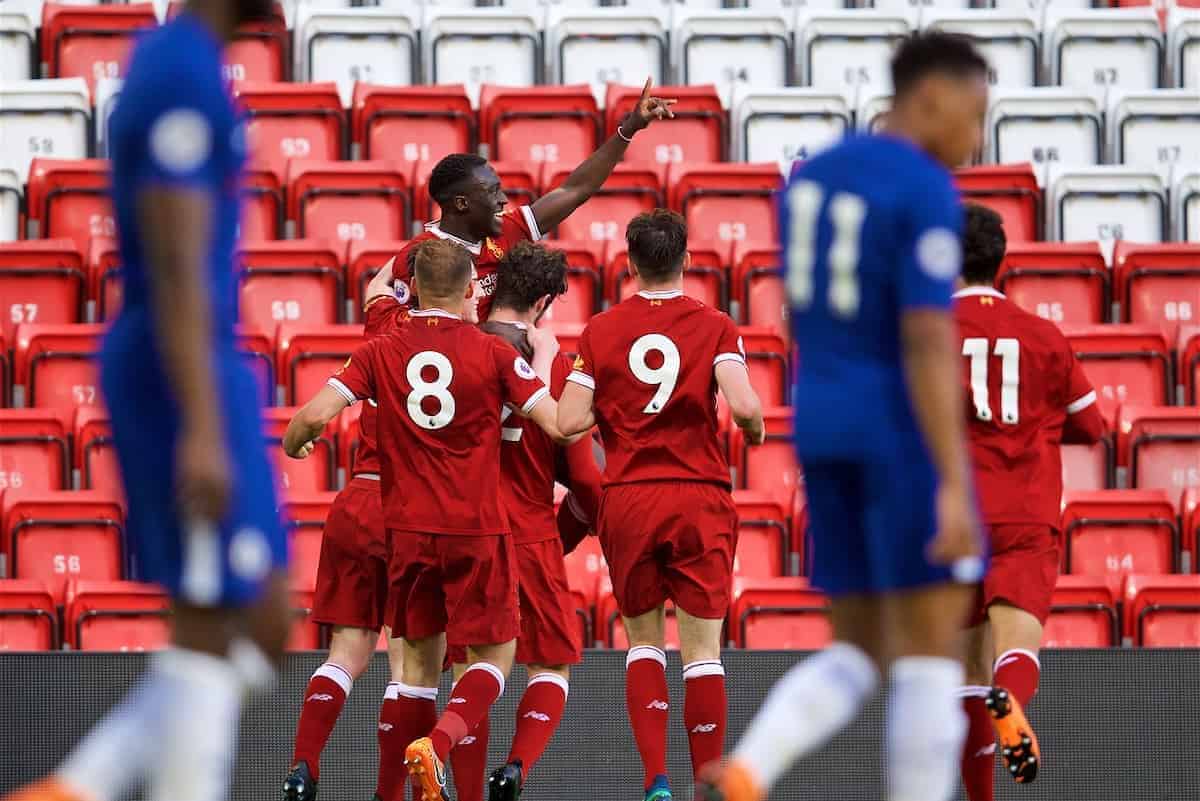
[2,1,1107,798]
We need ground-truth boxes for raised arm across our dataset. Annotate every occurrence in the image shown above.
[530,78,676,234]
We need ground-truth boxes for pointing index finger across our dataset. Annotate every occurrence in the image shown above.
[640,76,653,101]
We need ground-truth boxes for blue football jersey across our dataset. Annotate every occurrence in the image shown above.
[784,134,963,460]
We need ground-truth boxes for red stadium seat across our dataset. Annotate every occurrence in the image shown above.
[282,491,335,590]
[732,407,798,506]
[1043,575,1118,648]
[1061,490,1177,596]
[1114,242,1200,339]
[276,323,363,405]
[954,164,1041,243]
[1123,574,1200,647]
[540,162,664,242]
[26,159,112,253]
[605,240,728,309]
[996,243,1109,325]
[1062,325,1170,422]
[667,163,782,245]
[1178,325,1200,405]
[40,3,157,94]
[731,241,784,333]
[0,580,57,651]
[12,323,103,410]
[336,402,362,476]
[87,236,122,322]
[738,327,789,407]
[237,240,344,332]
[729,577,830,649]
[1117,405,1200,494]
[412,159,538,225]
[242,167,284,241]
[352,84,475,164]
[227,7,288,82]
[286,160,409,243]
[237,324,276,408]
[0,240,85,347]
[540,239,604,326]
[263,407,335,493]
[63,579,170,652]
[0,409,70,492]
[605,84,725,165]
[545,322,585,362]
[479,85,601,165]
[234,82,345,178]
[791,487,809,578]
[1181,488,1200,575]
[2,490,125,606]
[73,406,120,494]
[598,584,680,650]
[1062,440,1113,492]
[732,491,788,579]
[346,240,408,313]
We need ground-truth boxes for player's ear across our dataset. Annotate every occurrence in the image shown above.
[453,194,469,213]
[465,278,476,299]
[628,258,641,281]
[682,251,692,273]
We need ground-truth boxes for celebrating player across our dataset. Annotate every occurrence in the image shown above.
[3,2,293,801]
[557,210,765,801]
[282,240,574,801]
[954,204,1105,799]
[387,78,677,320]
[699,33,989,801]
[283,261,411,801]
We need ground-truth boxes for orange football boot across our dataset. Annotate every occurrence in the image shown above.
[0,778,91,801]
[987,685,1040,783]
[695,760,765,801]
[404,736,449,801]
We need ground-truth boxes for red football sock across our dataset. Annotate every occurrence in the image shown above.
[450,712,490,801]
[376,682,438,801]
[625,646,670,790]
[960,689,996,801]
[506,673,569,774]
[291,663,352,779]
[993,649,1040,708]
[683,660,726,780]
[431,663,505,763]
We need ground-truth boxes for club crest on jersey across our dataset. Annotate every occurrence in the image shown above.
[486,239,505,260]
[514,357,536,380]
[980,296,994,306]
[573,355,585,370]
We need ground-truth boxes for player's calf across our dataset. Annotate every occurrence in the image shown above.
[489,665,571,801]
[678,610,727,782]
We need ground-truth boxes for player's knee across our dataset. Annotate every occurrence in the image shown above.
[403,636,445,687]
[623,607,666,649]
[327,626,377,678]
[987,601,1043,655]
[468,640,517,677]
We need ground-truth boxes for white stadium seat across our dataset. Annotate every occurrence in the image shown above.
[855,90,891,133]
[1045,8,1163,101]
[992,0,1091,11]
[985,88,1102,178]
[731,86,851,166]
[797,11,911,95]
[1168,7,1200,90]
[546,6,667,104]
[1172,168,1200,243]
[294,5,417,105]
[921,9,1040,88]
[0,9,34,82]
[0,168,20,243]
[1048,165,1166,260]
[1106,90,1200,180]
[671,9,791,106]
[94,76,121,158]
[872,0,973,10]
[422,9,541,106]
[0,78,91,180]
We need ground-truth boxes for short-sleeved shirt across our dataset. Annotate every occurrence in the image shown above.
[394,207,542,323]
[567,290,745,488]
[349,296,411,476]
[954,286,1098,527]
[328,309,548,535]
[784,133,963,461]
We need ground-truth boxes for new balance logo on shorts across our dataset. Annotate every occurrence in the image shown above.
[523,711,551,722]
[691,723,717,734]
[645,700,669,711]
[306,693,334,702]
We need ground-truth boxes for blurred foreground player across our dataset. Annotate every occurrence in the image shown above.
[699,33,990,801]
[283,262,410,801]
[3,2,293,801]
[388,78,677,321]
[558,210,765,801]
[954,205,1104,799]
[283,240,574,801]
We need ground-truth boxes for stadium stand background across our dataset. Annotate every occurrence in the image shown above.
[2,0,1200,666]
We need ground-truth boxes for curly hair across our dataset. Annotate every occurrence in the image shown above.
[429,153,487,207]
[961,203,1007,286]
[491,241,569,313]
[626,209,687,282]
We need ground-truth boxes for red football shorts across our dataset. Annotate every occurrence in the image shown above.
[312,476,389,630]
[598,481,738,620]
[969,523,1059,627]
[388,531,520,647]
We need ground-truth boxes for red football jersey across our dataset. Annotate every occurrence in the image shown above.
[394,206,541,323]
[329,309,549,535]
[568,289,745,487]
[348,295,410,477]
[954,286,1098,527]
